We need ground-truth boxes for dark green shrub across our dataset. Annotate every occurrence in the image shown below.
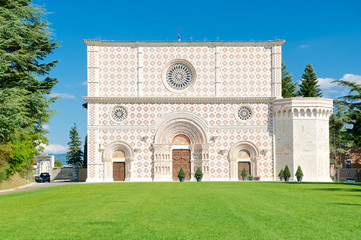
[177,168,185,179]
[295,166,303,177]
[284,165,291,178]
[195,168,203,179]
[241,168,247,178]
[248,175,253,181]
[278,169,284,178]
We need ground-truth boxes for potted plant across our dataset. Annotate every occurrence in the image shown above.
[254,176,260,181]
[241,168,247,181]
[178,168,185,182]
[195,168,203,182]
[295,166,303,181]
[283,165,291,181]
[278,169,284,181]
[248,175,253,181]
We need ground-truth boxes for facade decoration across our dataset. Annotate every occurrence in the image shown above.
[84,40,333,182]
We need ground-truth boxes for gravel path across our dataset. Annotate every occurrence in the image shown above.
[0,181,82,195]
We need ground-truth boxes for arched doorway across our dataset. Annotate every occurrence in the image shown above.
[229,141,260,181]
[102,141,134,182]
[172,135,191,181]
[112,150,126,181]
[237,150,251,180]
[152,112,209,181]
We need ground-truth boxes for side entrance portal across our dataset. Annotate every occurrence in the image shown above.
[113,162,125,181]
[238,162,251,180]
[172,149,191,181]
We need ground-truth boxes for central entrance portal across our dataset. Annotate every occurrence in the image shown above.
[172,149,191,181]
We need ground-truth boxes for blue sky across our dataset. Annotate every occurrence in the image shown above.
[33,0,361,154]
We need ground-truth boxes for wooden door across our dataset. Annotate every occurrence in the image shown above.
[172,149,191,181]
[113,162,125,181]
[238,162,251,180]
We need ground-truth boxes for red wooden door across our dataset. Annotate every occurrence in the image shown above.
[113,162,125,181]
[172,149,191,181]
[238,162,251,180]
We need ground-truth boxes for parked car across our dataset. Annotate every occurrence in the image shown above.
[38,172,51,183]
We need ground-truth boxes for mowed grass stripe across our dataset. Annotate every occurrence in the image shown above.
[0,182,360,239]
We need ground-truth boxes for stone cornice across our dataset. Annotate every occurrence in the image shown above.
[83,40,285,47]
[83,96,276,104]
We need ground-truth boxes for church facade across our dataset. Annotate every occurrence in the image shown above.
[83,40,333,182]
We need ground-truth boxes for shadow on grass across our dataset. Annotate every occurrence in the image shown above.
[311,188,361,192]
[331,203,361,207]
[282,182,361,186]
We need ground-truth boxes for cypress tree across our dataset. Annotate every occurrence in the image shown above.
[298,64,322,97]
[282,61,297,98]
[66,123,83,165]
[83,135,87,168]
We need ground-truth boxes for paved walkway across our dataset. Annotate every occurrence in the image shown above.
[0,181,82,195]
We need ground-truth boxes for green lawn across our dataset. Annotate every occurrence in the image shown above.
[0,182,360,239]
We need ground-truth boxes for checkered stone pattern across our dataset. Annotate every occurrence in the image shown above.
[142,47,216,97]
[97,103,272,127]
[219,47,272,97]
[95,102,274,180]
[98,47,138,97]
[95,46,274,98]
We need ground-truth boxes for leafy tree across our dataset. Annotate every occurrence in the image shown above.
[54,160,62,168]
[66,123,83,165]
[83,135,87,168]
[282,61,297,98]
[0,0,59,178]
[332,80,361,147]
[298,64,322,97]
[329,100,352,165]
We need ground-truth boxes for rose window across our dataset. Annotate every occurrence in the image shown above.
[111,106,127,122]
[237,106,252,121]
[166,63,193,90]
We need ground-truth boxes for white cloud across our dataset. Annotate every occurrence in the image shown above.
[318,77,335,89]
[48,92,75,99]
[82,81,87,86]
[318,73,361,99]
[341,73,361,84]
[299,44,310,48]
[65,84,71,88]
[41,144,68,154]
[42,124,49,130]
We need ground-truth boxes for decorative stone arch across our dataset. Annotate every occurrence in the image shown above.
[153,111,210,181]
[229,141,260,180]
[102,141,134,182]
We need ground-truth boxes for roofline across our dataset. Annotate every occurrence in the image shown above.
[83,40,286,47]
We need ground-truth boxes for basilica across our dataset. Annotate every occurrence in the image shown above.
[83,40,333,182]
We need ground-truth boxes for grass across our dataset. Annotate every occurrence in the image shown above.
[0,182,360,239]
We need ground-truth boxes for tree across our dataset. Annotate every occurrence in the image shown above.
[329,100,352,165]
[54,160,63,168]
[332,80,361,147]
[283,165,291,178]
[282,61,297,98]
[298,64,322,97]
[83,135,87,168]
[0,0,59,178]
[66,123,83,165]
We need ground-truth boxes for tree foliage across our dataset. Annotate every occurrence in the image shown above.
[298,64,322,97]
[281,61,297,98]
[332,80,361,148]
[0,0,59,178]
[66,123,83,166]
[82,135,87,168]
